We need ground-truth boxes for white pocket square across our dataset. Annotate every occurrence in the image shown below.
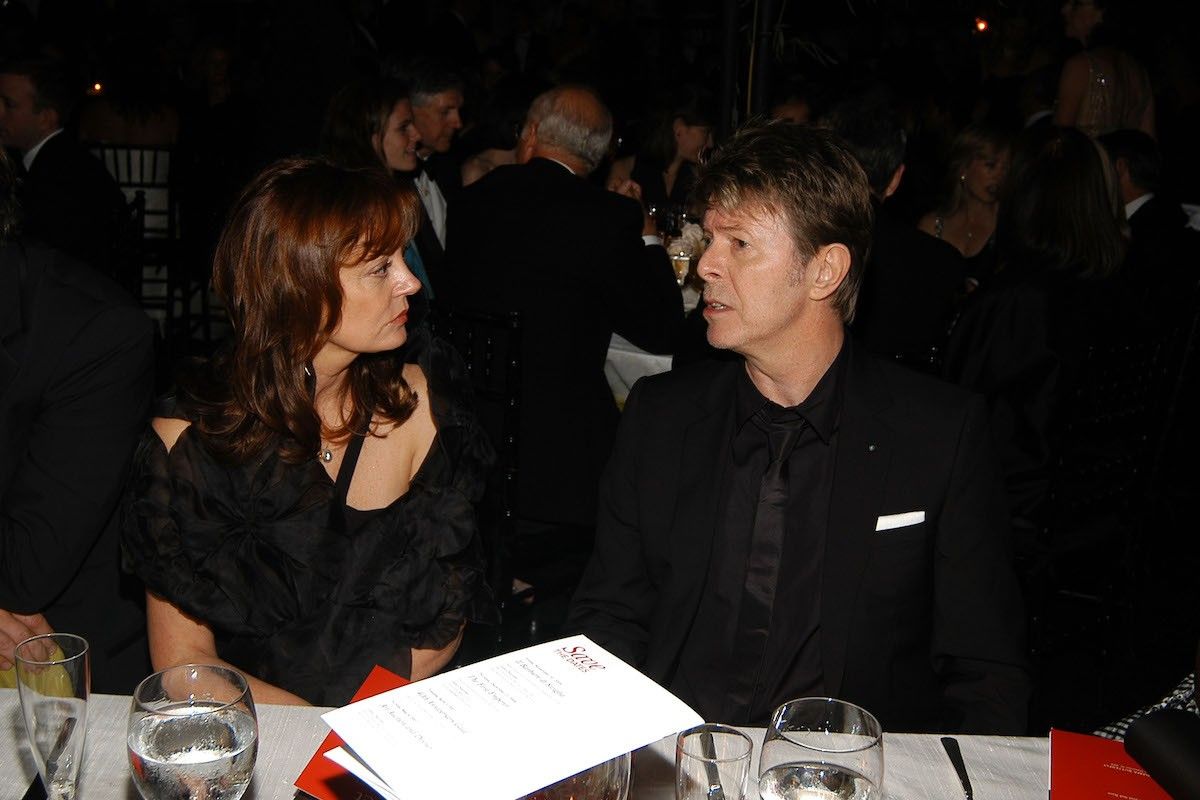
[875,511,925,531]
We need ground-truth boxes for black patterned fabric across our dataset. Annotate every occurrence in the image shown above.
[122,334,497,705]
[1096,674,1198,742]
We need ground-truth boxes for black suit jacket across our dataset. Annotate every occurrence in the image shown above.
[442,157,683,527]
[0,242,153,692]
[17,134,126,274]
[569,340,1030,733]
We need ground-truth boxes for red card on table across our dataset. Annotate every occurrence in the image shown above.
[1050,727,1170,799]
[294,666,409,800]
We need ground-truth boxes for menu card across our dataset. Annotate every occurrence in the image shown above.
[321,635,703,800]
[1050,728,1170,799]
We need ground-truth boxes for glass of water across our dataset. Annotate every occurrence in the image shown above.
[758,697,884,800]
[127,664,258,800]
[676,724,753,800]
[15,633,90,800]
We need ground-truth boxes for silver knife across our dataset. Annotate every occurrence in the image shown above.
[941,736,974,800]
[700,730,726,800]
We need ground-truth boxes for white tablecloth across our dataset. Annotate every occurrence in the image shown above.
[1,690,327,800]
[3,689,1048,799]
[605,333,672,406]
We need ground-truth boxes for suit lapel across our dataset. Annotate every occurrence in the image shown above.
[821,346,894,697]
[654,363,739,674]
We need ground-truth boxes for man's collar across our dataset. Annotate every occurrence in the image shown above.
[734,336,849,444]
[541,156,577,176]
[23,128,63,171]
[1125,192,1154,220]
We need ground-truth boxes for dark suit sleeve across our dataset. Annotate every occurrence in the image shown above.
[567,379,660,666]
[598,197,684,355]
[0,304,153,612]
[933,394,1031,734]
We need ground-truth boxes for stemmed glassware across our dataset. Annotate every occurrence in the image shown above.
[15,633,90,800]
[758,698,884,800]
[127,664,258,800]
[522,752,631,800]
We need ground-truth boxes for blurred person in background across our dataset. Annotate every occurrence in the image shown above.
[0,145,152,693]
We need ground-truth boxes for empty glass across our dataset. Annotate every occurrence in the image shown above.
[522,752,631,800]
[15,633,90,800]
[676,724,753,800]
[127,664,258,800]
[758,697,884,800]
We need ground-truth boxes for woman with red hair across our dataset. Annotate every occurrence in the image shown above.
[123,158,495,705]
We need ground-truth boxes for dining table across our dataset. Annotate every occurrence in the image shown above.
[2,687,1049,799]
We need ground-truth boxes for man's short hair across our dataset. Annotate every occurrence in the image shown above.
[0,56,79,123]
[526,85,613,175]
[1097,128,1162,193]
[693,121,874,323]
[393,58,464,107]
[820,90,906,199]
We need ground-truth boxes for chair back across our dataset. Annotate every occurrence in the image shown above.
[427,304,522,588]
[90,145,175,240]
[110,191,146,299]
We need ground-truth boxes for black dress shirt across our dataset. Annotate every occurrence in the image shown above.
[671,342,847,724]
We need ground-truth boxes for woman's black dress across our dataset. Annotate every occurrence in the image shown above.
[122,336,496,706]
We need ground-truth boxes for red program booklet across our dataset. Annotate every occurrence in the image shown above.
[1050,727,1171,799]
[294,666,410,800]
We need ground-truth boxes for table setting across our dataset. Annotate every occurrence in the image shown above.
[1,632,1056,800]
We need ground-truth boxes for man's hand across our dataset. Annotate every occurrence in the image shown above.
[0,610,53,670]
[611,178,659,236]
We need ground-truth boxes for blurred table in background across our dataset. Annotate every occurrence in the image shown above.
[606,333,673,407]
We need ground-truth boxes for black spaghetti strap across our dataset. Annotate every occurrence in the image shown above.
[334,433,367,507]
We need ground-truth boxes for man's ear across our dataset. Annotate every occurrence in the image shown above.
[884,164,905,199]
[516,121,538,164]
[808,243,851,303]
[33,104,59,137]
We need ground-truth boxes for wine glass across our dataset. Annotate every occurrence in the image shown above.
[127,664,258,800]
[521,752,631,800]
[676,724,753,800]
[758,697,884,800]
[15,633,90,800]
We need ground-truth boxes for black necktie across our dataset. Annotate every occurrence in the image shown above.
[726,408,808,721]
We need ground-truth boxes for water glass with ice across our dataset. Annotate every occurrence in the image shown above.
[127,664,258,800]
[758,697,884,800]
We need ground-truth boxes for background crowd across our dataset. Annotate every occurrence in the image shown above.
[2,0,1199,738]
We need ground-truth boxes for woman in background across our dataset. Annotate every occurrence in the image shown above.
[1055,0,1155,138]
[918,125,1010,286]
[943,126,1127,533]
[321,78,435,300]
[606,88,715,220]
[123,159,494,705]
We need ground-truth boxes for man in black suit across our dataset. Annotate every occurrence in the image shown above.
[822,92,964,368]
[443,84,682,594]
[568,123,1029,734]
[0,57,125,278]
[1099,129,1199,315]
[0,147,152,693]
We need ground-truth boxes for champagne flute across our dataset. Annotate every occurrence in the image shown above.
[127,664,258,800]
[15,633,90,800]
[758,697,884,800]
